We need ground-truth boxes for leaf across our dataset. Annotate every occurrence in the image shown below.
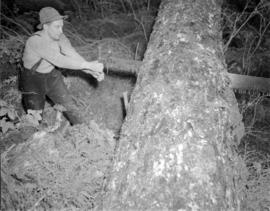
[0,120,15,133]
[0,100,7,107]
[0,108,8,116]
[25,114,39,126]
[27,109,43,121]
[32,112,42,121]
[3,76,16,85]
[8,110,17,120]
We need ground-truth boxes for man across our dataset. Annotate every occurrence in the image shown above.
[21,7,104,125]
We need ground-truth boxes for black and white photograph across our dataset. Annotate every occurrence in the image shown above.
[0,0,269,210]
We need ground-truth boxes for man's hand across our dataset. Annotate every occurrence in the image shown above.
[81,60,105,81]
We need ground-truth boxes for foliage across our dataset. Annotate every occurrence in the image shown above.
[0,10,32,67]
[1,121,115,210]
[0,35,26,66]
[0,76,20,133]
[237,93,270,210]
[0,99,43,134]
[0,100,18,133]
[223,0,270,51]
[241,150,270,210]
[222,0,270,75]
[0,76,43,134]
[70,0,157,18]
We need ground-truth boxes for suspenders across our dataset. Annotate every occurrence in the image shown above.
[29,33,43,71]
[30,58,43,71]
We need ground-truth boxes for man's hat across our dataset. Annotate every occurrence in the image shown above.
[37,7,67,29]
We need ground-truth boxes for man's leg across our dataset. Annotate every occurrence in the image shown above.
[46,70,85,125]
[20,69,46,115]
[22,93,45,111]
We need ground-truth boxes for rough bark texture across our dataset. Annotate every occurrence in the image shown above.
[103,0,245,210]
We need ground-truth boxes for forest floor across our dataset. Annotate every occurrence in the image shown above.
[1,7,270,210]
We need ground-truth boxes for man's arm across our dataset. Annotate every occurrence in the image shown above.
[26,36,104,81]
[59,34,86,62]
[27,36,87,70]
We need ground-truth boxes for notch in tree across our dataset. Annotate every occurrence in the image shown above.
[103,0,245,210]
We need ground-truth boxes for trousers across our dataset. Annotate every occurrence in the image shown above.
[19,67,84,125]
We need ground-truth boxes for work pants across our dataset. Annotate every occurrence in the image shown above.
[19,68,84,125]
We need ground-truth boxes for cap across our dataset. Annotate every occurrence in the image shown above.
[37,7,67,29]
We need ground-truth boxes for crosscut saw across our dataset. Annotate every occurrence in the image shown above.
[100,57,270,95]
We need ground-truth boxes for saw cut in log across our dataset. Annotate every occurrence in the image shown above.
[101,57,270,94]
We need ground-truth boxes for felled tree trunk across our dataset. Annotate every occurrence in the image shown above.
[103,0,245,210]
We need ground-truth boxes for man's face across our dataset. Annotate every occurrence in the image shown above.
[44,19,63,40]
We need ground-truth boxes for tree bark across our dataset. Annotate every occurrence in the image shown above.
[103,0,245,210]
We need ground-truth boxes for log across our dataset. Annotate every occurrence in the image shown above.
[102,0,246,210]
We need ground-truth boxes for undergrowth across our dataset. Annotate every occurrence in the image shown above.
[222,2,270,208]
[1,121,115,210]
[238,93,270,210]
[0,76,43,134]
